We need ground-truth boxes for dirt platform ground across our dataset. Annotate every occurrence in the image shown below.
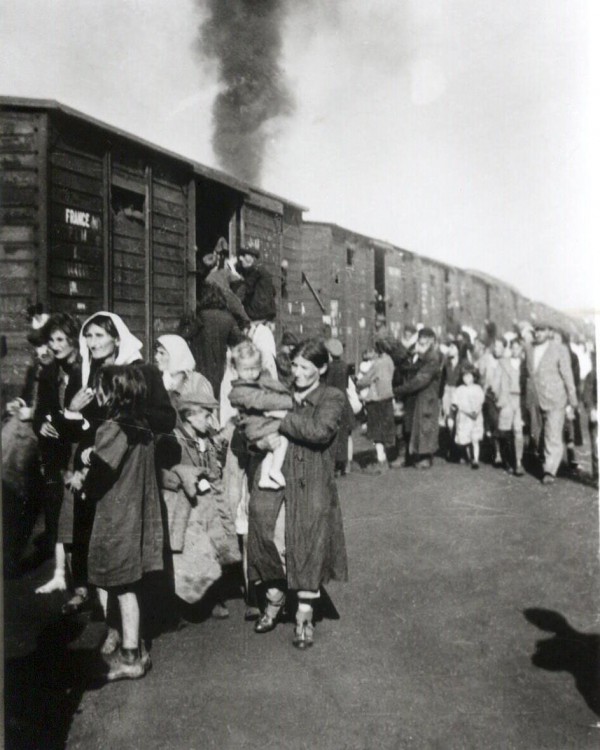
[4,444,599,750]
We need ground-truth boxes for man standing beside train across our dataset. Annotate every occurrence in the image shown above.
[393,327,442,469]
[525,321,578,484]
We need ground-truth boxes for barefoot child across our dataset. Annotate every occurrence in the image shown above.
[80,365,163,681]
[228,341,293,490]
[450,363,485,469]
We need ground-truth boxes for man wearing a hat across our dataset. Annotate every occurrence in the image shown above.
[393,327,442,469]
[235,246,277,323]
[525,321,578,484]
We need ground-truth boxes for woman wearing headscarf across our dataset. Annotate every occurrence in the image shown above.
[58,312,175,624]
[153,334,214,408]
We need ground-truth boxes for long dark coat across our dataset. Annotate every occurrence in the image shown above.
[187,309,244,398]
[235,264,277,322]
[86,420,163,588]
[394,347,442,455]
[247,383,348,591]
[325,359,353,463]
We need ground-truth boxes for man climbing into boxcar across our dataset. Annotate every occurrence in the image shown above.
[234,246,278,379]
[234,246,277,325]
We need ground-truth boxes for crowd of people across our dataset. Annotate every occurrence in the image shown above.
[353,319,597,485]
[1,242,597,686]
[1,245,349,683]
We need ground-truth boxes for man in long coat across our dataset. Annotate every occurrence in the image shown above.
[393,327,442,469]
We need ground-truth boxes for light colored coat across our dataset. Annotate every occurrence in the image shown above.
[525,341,577,411]
[358,353,394,402]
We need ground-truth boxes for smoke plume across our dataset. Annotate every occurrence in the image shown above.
[199,0,294,185]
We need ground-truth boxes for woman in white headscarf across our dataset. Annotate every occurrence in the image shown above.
[58,313,175,639]
[153,334,215,408]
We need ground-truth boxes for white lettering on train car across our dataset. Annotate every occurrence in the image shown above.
[65,208,91,228]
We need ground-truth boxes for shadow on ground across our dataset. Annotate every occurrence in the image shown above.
[524,608,600,717]
[4,616,106,750]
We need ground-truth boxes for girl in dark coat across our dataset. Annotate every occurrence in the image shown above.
[80,365,163,681]
[248,338,348,649]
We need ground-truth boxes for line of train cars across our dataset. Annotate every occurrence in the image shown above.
[0,96,587,398]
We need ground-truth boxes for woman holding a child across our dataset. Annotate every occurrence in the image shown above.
[246,338,348,650]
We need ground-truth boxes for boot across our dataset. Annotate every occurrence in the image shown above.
[293,608,314,650]
[106,648,146,682]
[255,592,285,634]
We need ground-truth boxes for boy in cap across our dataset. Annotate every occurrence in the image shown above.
[161,385,239,617]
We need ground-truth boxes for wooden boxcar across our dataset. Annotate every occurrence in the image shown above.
[1,98,588,399]
[241,187,305,344]
[0,97,303,398]
[298,223,380,365]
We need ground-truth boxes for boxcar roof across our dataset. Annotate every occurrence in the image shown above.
[0,96,304,210]
[465,268,520,295]
[304,220,416,257]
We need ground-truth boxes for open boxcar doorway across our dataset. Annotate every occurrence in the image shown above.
[195,179,242,287]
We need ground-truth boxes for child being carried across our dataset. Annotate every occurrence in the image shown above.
[228,341,293,490]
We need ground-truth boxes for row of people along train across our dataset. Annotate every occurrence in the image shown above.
[2,243,597,683]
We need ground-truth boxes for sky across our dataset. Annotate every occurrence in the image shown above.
[0,0,597,315]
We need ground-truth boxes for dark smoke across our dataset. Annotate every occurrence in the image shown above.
[200,0,294,185]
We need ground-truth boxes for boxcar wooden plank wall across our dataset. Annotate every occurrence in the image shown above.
[110,150,150,344]
[279,205,303,339]
[48,119,191,352]
[242,194,283,332]
[0,109,46,396]
[335,228,374,366]
[297,224,332,341]
[48,124,105,323]
[152,167,188,339]
[383,245,405,339]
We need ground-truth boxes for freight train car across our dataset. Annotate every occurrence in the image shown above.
[1,98,589,398]
[292,222,376,364]
[297,223,425,364]
[241,187,305,343]
[0,97,304,398]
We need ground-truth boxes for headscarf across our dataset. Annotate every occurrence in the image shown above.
[80,311,143,387]
[156,334,196,391]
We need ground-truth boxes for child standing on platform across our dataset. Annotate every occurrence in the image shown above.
[451,363,485,469]
[79,364,163,682]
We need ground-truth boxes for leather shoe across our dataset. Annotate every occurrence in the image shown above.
[254,612,279,633]
[244,606,261,622]
[293,622,314,649]
[542,473,555,485]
